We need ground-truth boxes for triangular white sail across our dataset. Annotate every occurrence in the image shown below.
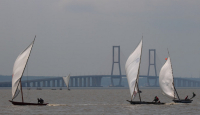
[159,56,176,99]
[12,40,35,100]
[125,40,142,100]
[63,74,70,89]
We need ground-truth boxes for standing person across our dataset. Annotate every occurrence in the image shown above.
[193,92,196,97]
[190,92,196,99]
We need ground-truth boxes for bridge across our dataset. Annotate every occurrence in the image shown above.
[0,75,200,87]
[1,48,200,88]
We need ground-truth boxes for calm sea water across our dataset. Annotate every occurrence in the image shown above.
[0,87,199,115]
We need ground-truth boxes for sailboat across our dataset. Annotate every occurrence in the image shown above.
[159,51,193,103]
[126,39,164,104]
[63,74,70,90]
[9,36,48,105]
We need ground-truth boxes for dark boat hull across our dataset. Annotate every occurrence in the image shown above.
[9,100,48,106]
[173,99,193,103]
[127,100,165,105]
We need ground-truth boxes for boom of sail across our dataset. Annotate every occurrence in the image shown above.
[125,40,142,100]
[12,40,35,100]
[159,56,176,99]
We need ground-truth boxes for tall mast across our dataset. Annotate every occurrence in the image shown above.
[131,37,143,102]
[20,80,24,102]
[19,36,36,102]
[137,81,142,102]
[168,49,180,100]
[137,36,143,102]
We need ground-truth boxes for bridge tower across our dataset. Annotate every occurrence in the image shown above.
[147,49,158,86]
[110,46,122,87]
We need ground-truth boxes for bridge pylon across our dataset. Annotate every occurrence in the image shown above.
[147,49,158,87]
[110,46,123,87]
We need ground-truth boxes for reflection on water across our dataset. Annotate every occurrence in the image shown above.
[0,88,199,114]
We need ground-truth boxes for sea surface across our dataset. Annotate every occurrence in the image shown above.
[0,87,199,115]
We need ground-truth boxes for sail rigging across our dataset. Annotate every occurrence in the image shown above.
[12,38,35,100]
[125,40,142,101]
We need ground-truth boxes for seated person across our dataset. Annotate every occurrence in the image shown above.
[185,95,188,100]
[37,98,44,104]
[153,96,159,103]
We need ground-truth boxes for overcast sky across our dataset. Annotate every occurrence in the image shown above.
[0,0,200,78]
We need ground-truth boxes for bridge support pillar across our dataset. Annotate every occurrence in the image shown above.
[75,78,78,87]
[38,82,41,87]
[87,77,90,87]
[84,77,86,87]
[27,82,30,87]
[43,81,45,87]
[178,80,181,87]
[183,80,186,87]
[52,80,55,87]
[193,82,196,87]
[198,83,200,87]
[33,82,35,87]
[47,81,50,87]
[79,78,82,87]
[97,76,102,86]
[92,77,95,87]
[57,80,59,87]
[188,81,191,87]
[147,49,158,87]
[70,78,73,87]
[62,79,64,87]
[110,46,122,87]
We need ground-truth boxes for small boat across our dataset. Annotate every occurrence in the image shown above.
[36,87,42,90]
[9,100,48,106]
[159,50,193,103]
[63,74,70,90]
[125,39,164,105]
[126,100,164,104]
[9,36,48,106]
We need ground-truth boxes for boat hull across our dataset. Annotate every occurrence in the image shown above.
[127,100,165,105]
[173,99,193,103]
[9,100,48,106]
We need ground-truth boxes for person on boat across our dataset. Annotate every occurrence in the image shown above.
[37,98,40,104]
[40,98,44,104]
[153,96,159,103]
[190,92,196,99]
[185,95,188,100]
[37,98,44,104]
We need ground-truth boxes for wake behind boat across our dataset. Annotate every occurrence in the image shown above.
[159,50,195,103]
[9,36,48,106]
[125,39,164,105]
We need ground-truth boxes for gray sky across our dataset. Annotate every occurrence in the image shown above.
[0,0,200,78]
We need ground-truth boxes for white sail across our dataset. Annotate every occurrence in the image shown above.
[12,40,35,99]
[159,56,176,99]
[63,74,70,89]
[125,40,142,100]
